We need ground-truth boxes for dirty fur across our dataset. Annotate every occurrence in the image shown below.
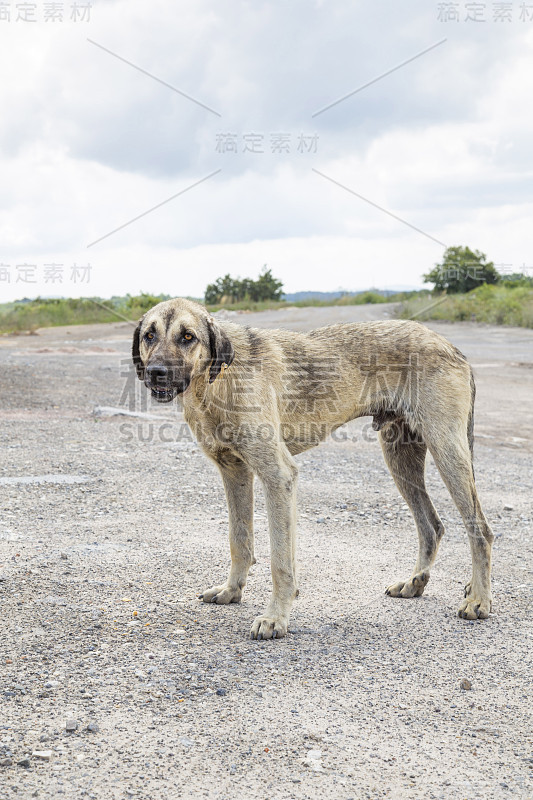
[132,298,494,639]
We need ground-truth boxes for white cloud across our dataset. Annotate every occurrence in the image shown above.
[0,0,532,301]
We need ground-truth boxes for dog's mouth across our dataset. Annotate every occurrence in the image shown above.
[150,385,176,403]
[146,379,190,403]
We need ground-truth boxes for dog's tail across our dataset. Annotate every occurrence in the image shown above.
[467,369,476,477]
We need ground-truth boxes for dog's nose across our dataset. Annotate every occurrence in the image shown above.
[146,364,169,383]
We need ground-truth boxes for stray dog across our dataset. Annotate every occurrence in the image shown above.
[132,298,493,639]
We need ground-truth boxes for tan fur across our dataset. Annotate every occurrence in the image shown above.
[132,298,494,639]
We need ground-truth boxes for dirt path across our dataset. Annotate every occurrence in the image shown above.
[0,307,532,800]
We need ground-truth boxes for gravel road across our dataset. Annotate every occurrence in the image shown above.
[1,304,532,800]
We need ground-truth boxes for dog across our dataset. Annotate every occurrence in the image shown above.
[132,298,493,640]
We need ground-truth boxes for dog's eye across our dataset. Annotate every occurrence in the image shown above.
[145,332,155,341]
[183,333,194,342]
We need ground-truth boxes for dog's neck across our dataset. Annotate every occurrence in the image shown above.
[184,364,232,411]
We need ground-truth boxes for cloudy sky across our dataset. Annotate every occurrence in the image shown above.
[1,0,532,301]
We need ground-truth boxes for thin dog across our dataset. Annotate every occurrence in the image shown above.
[132,298,493,640]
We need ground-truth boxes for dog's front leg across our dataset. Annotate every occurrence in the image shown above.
[200,456,254,605]
[251,450,299,640]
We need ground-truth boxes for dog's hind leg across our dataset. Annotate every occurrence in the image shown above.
[426,431,493,620]
[200,454,255,605]
[380,420,445,599]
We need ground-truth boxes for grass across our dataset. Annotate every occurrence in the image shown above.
[0,291,413,334]
[0,294,172,335]
[398,284,533,328]
[204,290,419,314]
[3,285,532,334]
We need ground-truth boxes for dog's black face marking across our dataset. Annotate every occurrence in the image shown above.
[142,322,158,345]
[162,308,176,333]
[177,324,197,345]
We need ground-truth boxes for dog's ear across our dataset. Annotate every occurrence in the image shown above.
[132,317,145,380]
[207,316,234,383]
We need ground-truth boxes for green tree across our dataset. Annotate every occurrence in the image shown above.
[501,271,533,288]
[424,246,500,294]
[205,274,242,304]
[248,267,283,302]
[204,266,283,304]
[124,292,170,313]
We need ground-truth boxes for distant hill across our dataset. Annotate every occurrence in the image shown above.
[282,291,344,302]
[282,288,418,302]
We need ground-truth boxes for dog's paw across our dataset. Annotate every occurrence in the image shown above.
[250,614,287,641]
[199,583,242,605]
[458,592,492,620]
[385,571,429,598]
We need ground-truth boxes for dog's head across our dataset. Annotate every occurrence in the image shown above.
[132,299,234,403]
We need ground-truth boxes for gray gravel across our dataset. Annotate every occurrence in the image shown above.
[0,306,532,799]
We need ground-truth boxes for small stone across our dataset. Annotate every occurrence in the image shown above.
[303,749,324,772]
[86,722,99,733]
[316,517,326,524]
[44,681,60,689]
[178,736,194,748]
[32,750,52,761]
[460,678,472,691]
[0,757,13,767]
[60,552,68,560]
[17,756,31,768]
[216,688,227,696]
[503,504,513,511]
[65,719,78,732]
[39,734,49,742]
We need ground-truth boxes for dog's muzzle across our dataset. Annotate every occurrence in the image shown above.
[145,364,189,403]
